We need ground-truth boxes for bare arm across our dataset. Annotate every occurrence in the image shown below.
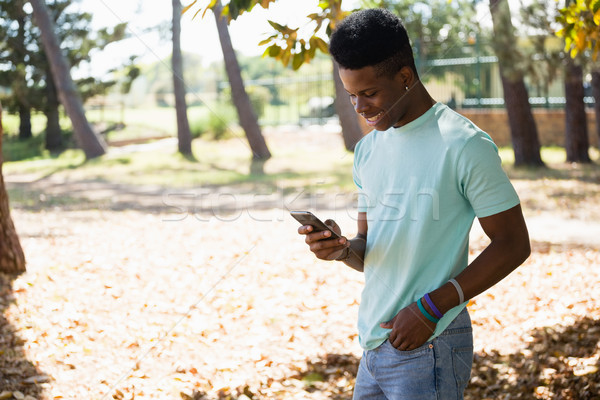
[425,204,531,315]
[339,212,368,272]
[384,204,531,351]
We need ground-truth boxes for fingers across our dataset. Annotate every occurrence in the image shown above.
[324,219,342,235]
[390,333,413,351]
[304,229,342,243]
[311,240,348,260]
[306,233,346,250]
[298,222,347,260]
[297,224,313,235]
[389,330,408,350]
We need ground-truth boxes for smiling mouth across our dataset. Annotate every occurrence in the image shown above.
[362,111,384,123]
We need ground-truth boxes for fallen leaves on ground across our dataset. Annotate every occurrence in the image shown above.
[2,158,600,399]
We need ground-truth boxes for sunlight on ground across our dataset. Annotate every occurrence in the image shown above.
[2,128,600,399]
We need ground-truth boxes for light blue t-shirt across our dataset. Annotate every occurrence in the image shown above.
[353,102,520,350]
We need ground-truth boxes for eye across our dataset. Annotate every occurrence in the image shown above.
[365,91,377,98]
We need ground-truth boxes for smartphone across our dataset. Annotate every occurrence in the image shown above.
[290,211,341,239]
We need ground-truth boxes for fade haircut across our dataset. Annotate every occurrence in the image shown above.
[329,8,418,79]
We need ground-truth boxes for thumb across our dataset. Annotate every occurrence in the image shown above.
[324,219,341,235]
[380,319,394,329]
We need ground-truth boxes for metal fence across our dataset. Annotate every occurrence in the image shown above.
[222,55,594,126]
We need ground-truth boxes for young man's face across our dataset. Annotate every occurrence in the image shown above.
[339,65,410,131]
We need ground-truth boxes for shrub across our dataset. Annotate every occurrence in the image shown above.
[190,103,239,141]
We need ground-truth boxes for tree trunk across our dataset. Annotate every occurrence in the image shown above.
[18,105,32,140]
[489,0,544,167]
[45,69,63,151]
[498,68,544,166]
[592,70,600,147]
[16,9,32,140]
[564,59,590,163]
[29,0,106,160]
[0,102,26,274]
[213,0,271,160]
[172,0,192,156]
[333,61,364,151]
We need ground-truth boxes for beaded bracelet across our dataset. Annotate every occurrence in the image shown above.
[417,298,440,324]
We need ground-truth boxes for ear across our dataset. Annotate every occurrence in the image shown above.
[396,66,415,88]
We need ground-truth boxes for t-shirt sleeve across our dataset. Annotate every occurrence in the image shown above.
[457,133,520,218]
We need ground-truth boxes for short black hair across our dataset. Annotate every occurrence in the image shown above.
[329,8,418,79]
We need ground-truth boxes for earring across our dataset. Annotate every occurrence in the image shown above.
[405,85,409,91]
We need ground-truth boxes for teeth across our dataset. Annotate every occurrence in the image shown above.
[366,112,383,122]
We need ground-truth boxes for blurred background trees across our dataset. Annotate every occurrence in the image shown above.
[490,0,544,166]
[0,0,597,163]
[211,0,271,160]
[0,0,126,155]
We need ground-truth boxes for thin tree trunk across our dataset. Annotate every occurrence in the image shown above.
[45,69,63,151]
[564,60,590,163]
[16,9,31,140]
[172,0,192,156]
[592,70,600,147]
[0,102,26,274]
[18,105,32,140]
[213,0,271,160]
[29,0,106,159]
[489,0,544,166]
[333,61,364,151]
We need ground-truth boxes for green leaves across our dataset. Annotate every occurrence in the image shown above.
[182,0,276,21]
[182,0,347,70]
[255,0,346,70]
[556,0,600,60]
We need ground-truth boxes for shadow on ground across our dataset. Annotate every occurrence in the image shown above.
[505,162,600,183]
[0,272,47,396]
[180,315,600,400]
[6,176,357,215]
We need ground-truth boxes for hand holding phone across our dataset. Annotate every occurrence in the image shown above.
[291,210,349,261]
[290,211,341,239]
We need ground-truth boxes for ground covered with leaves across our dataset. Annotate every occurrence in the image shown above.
[2,131,600,399]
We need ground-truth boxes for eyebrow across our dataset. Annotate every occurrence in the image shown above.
[344,87,378,96]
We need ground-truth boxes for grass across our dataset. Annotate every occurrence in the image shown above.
[4,121,600,194]
[3,134,355,191]
[499,146,600,181]
[3,149,85,176]
[1,104,238,158]
[86,106,193,138]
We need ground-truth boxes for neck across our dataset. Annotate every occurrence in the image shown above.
[393,82,436,128]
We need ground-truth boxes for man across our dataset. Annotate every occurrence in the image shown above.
[297,8,531,400]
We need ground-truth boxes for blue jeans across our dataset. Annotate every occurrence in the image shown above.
[353,307,473,400]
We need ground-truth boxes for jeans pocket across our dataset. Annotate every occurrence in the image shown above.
[452,346,473,391]
[387,339,432,357]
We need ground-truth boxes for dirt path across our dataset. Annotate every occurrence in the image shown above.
[2,131,600,399]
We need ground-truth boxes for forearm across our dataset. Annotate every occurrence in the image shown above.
[427,235,530,315]
[340,235,366,272]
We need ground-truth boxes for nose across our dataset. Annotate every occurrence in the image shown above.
[354,96,368,115]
